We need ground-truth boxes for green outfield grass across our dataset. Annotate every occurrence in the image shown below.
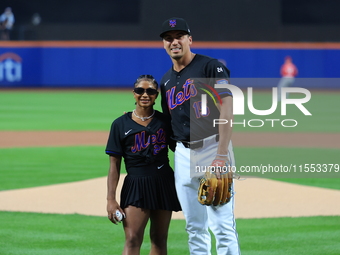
[0,146,110,191]
[0,211,339,255]
[0,90,339,132]
[0,90,142,131]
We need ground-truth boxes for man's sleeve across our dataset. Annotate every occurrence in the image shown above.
[205,59,232,98]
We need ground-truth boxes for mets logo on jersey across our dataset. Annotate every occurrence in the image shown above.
[0,52,22,82]
[166,78,198,110]
[131,129,167,155]
[169,19,176,27]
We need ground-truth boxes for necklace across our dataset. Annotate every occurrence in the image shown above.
[133,109,155,121]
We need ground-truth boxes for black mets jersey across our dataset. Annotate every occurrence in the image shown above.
[160,54,232,141]
[105,111,173,169]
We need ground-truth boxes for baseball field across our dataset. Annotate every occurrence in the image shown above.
[0,89,339,255]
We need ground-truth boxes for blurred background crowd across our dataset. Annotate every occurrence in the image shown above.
[1,0,340,41]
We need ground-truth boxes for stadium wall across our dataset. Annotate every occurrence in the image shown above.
[0,41,339,89]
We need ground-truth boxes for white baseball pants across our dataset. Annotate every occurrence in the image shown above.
[174,135,241,255]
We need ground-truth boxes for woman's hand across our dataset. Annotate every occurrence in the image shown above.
[107,199,125,225]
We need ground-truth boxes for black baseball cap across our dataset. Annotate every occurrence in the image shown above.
[160,17,191,38]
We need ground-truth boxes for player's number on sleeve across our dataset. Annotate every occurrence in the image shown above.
[193,101,210,118]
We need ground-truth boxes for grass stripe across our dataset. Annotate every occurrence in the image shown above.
[1,146,339,191]
[0,212,339,255]
[0,90,339,132]
[234,147,340,189]
[0,146,111,190]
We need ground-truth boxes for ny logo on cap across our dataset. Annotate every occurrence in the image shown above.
[169,19,176,27]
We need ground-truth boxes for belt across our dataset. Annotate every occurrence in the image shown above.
[180,134,219,150]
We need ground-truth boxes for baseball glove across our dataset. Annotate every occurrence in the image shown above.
[197,159,233,206]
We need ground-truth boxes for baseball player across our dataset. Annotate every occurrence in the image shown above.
[106,75,181,254]
[277,56,298,101]
[159,18,241,255]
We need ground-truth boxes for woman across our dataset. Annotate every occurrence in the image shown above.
[105,75,181,255]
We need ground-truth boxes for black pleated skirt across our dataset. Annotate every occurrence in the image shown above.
[120,162,181,212]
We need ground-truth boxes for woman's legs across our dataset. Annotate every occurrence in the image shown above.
[121,206,172,255]
[122,206,150,255]
[149,210,172,255]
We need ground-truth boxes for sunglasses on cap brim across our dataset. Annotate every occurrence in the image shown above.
[133,87,158,95]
